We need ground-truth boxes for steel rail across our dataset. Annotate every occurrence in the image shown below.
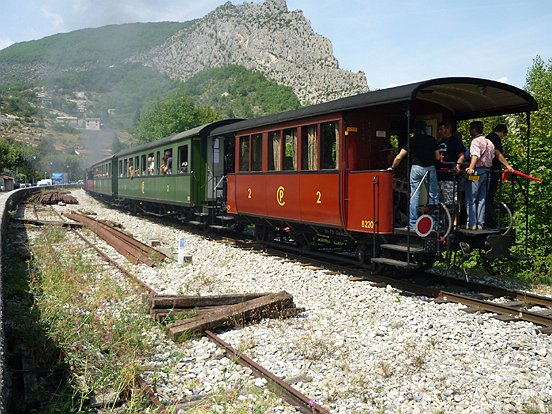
[64,213,162,266]
[205,330,331,414]
[66,212,168,260]
[438,291,552,327]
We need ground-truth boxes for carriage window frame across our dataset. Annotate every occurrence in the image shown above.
[301,124,318,171]
[178,144,189,173]
[239,135,250,171]
[320,121,339,170]
[251,133,263,171]
[283,128,298,171]
[268,130,282,171]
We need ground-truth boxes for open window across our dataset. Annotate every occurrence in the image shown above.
[320,121,339,169]
[301,124,318,170]
[239,136,250,171]
[178,145,189,173]
[251,134,262,171]
[268,131,282,171]
[283,128,297,171]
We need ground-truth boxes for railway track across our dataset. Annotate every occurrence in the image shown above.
[202,229,552,334]
[109,198,552,333]
[29,200,329,413]
[21,192,552,411]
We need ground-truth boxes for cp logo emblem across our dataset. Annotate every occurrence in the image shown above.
[276,186,286,206]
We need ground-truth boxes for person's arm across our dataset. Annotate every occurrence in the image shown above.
[495,150,513,171]
[466,155,478,174]
[389,148,407,170]
[454,152,465,174]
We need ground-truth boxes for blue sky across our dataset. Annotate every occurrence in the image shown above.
[1,0,550,90]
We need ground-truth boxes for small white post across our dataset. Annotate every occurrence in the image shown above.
[177,236,185,264]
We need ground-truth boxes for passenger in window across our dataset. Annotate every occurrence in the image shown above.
[164,151,173,174]
[389,120,440,229]
[160,156,169,174]
[180,162,188,173]
[148,157,155,175]
[128,159,135,179]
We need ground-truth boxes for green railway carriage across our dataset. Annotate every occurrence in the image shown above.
[87,156,115,197]
[87,119,241,216]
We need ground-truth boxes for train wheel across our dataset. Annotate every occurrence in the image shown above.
[355,242,369,264]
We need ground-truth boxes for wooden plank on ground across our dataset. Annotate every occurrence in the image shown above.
[166,291,294,341]
[11,218,83,228]
[151,292,271,309]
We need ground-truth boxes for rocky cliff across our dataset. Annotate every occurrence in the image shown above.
[135,0,368,104]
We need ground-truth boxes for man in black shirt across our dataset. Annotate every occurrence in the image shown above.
[486,124,513,227]
[390,120,440,228]
[437,121,466,205]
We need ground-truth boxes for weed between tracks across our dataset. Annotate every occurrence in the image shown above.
[6,223,299,413]
[11,225,156,412]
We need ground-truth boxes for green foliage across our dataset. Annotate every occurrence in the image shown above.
[45,63,181,130]
[507,56,552,279]
[0,22,190,68]
[0,138,39,180]
[0,84,37,118]
[182,65,301,118]
[134,91,219,143]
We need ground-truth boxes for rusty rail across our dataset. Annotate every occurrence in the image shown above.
[64,212,167,266]
[205,330,331,414]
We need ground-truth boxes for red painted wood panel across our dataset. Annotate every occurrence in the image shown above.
[226,174,237,214]
[345,170,393,234]
[233,172,341,226]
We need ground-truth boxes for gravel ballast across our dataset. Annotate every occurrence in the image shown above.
[50,190,552,413]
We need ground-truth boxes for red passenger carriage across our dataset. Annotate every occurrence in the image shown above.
[212,77,538,269]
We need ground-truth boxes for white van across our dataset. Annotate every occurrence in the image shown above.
[37,179,53,187]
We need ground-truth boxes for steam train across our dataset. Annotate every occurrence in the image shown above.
[85,77,538,271]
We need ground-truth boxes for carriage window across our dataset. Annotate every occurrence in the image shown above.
[321,121,339,169]
[178,145,189,173]
[283,128,297,171]
[119,160,123,177]
[301,125,318,171]
[134,156,140,175]
[108,162,111,178]
[162,149,173,174]
[141,155,146,175]
[156,151,160,175]
[268,131,282,171]
[123,159,128,177]
[239,136,250,171]
[251,134,262,171]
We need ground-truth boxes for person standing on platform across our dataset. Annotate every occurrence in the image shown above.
[464,121,495,229]
[389,120,440,229]
[437,120,466,205]
[486,124,513,227]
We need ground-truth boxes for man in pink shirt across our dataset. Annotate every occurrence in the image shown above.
[465,121,495,229]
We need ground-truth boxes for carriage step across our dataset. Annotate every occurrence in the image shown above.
[371,257,420,269]
[215,215,235,221]
[209,225,229,231]
[188,221,205,226]
[194,212,209,217]
[380,244,425,254]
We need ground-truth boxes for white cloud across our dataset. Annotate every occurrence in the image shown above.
[40,6,65,33]
[0,38,14,50]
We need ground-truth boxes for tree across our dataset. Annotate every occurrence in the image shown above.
[507,56,552,280]
[134,91,219,143]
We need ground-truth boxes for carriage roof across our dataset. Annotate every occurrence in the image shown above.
[210,77,538,135]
